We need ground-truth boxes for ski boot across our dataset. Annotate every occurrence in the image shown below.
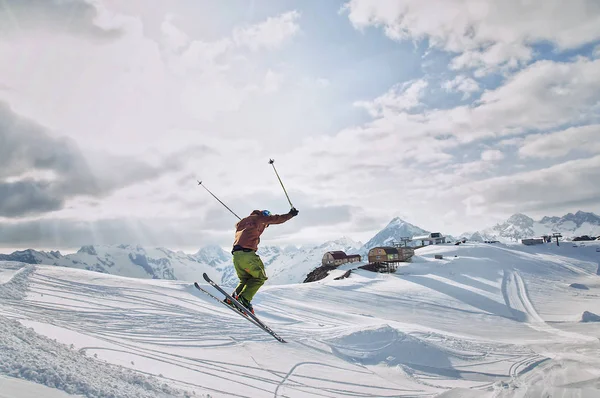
[237,295,255,315]
[224,291,239,307]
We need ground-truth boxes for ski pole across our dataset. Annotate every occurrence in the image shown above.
[197,180,241,220]
[268,159,294,208]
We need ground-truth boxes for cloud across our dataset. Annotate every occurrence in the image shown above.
[0,102,210,218]
[518,125,600,158]
[343,0,600,73]
[457,155,600,214]
[432,57,600,143]
[0,0,123,40]
[442,75,480,99]
[158,11,300,123]
[481,149,505,162]
[232,11,301,51]
[354,79,428,117]
[0,216,230,250]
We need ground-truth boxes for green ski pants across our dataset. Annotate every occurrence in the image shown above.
[232,250,268,302]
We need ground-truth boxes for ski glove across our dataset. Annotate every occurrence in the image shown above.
[289,208,299,217]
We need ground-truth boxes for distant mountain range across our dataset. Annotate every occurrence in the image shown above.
[463,211,600,242]
[2,210,598,284]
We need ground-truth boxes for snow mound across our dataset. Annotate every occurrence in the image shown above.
[0,316,192,398]
[325,324,452,370]
[581,311,600,322]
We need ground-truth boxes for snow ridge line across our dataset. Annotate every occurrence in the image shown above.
[0,264,35,301]
[502,269,596,342]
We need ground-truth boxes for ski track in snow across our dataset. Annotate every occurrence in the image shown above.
[502,270,597,342]
[2,242,600,397]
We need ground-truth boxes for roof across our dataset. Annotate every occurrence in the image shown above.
[326,251,347,260]
[347,254,361,258]
[368,246,399,255]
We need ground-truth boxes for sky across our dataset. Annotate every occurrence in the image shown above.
[1,0,600,253]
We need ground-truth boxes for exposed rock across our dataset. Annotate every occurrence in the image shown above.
[77,245,97,256]
[303,265,338,283]
[334,270,352,280]
[581,311,600,322]
[569,283,589,290]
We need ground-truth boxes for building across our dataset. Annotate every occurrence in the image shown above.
[521,238,545,245]
[413,232,446,245]
[321,251,362,266]
[367,246,415,264]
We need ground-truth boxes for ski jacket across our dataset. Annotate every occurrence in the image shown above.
[233,210,294,252]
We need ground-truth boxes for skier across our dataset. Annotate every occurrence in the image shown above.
[226,208,299,314]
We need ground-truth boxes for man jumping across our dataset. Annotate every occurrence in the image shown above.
[226,208,299,314]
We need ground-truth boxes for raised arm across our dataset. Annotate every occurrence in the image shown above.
[259,208,299,225]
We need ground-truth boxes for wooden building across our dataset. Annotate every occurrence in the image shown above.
[367,246,415,264]
[321,251,362,266]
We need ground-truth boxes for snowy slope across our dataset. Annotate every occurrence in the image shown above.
[2,242,600,397]
[466,211,600,242]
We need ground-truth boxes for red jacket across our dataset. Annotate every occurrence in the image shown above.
[233,210,294,251]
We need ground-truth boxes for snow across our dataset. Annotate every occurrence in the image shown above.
[0,376,75,398]
[2,241,600,397]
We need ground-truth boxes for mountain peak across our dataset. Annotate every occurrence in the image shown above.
[363,218,429,250]
[387,217,409,227]
[506,213,534,224]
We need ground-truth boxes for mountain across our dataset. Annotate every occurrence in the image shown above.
[361,217,429,252]
[465,211,600,242]
[0,245,231,284]
[0,237,365,288]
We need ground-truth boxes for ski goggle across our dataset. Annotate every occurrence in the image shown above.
[262,210,271,216]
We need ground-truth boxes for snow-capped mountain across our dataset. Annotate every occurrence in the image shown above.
[0,245,232,284]
[361,217,429,252]
[465,211,600,242]
[0,237,365,288]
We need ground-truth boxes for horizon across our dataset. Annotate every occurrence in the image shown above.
[2,208,598,255]
[1,1,600,251]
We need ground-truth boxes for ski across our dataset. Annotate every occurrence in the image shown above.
[193,282,265,330]
[200,273,287,343]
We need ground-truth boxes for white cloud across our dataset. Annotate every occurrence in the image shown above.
[519,125,600,158]
[263,69,284,93]
[233,11,301,51]
[160,14,190,52]
[346,57,600,148]
[343,0,600,73]
[481,149,505,162]
[438,57,600,142]
[442,75,480,99]
[593,44,600,59]
[457,155,600,214]
[354,79,428,117]
[498,137,524,147]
